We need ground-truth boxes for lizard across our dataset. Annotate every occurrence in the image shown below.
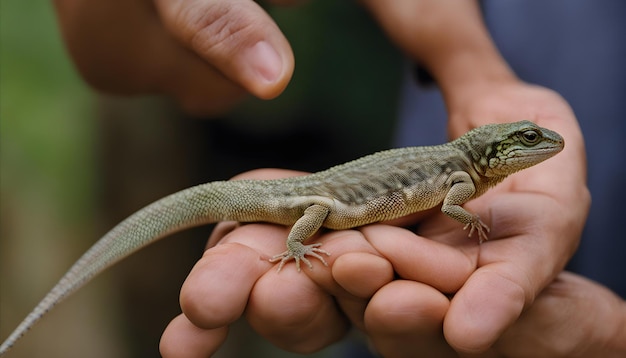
[0,120,564,355]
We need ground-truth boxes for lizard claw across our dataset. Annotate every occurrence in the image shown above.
[269,243,330,272]
[463,215,490,243]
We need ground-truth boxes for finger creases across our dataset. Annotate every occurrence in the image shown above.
[362,225,475,293]
[154,0,294,98]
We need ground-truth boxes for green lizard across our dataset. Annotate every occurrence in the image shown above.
[0,120,564,355]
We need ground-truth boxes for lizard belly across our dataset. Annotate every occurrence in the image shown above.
[322,182,450,230]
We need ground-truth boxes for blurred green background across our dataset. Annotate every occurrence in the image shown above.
[1,1,403,357]
[1,1,105,357]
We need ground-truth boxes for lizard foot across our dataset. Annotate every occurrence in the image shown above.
[269,243,331,272]
[463,216,490,243]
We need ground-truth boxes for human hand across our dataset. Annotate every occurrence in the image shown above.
[357,82,590,355]
[493,271,626,357]
[159,92,590,356]
[344,235,626,358]
[348,82,592,357]
[159,169,400,357]
[160,190,616,358]
[360,0,591,353]
[54,0,296,115]
[158,166,501,357]
[443,81,589,353]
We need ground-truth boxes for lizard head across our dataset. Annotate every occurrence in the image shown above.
[479,120,565,177]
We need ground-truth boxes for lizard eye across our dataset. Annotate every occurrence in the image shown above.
[520,130,541,145]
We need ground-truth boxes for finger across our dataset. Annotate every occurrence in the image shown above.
[323,230,395,330]
[334,292,370,332]
[306,229,391,294]
[363,225,476,293]
[333,252,394,298]
[160,314,228,358]
[229,168,309,181]
[180,237,273,328]
[329,231,395,330]
[365,280,457,357]
[444,193,579,353]
[246,268,350,353]
[444,266,527,354]
[206,221,240,249]
[155,0,294,99]
[246,229,379,352]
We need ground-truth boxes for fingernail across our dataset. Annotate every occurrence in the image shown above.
[243,41,283,83]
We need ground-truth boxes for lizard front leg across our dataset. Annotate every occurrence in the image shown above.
[270,204,331,272]
[442,171,490,243]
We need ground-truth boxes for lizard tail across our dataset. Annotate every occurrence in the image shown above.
[0,182,231,355]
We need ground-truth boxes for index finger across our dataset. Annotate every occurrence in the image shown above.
[180,227,277,329]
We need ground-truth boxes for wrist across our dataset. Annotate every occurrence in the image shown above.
[423,19,521,118]
[364,0,518,105]
[430,49,517,109]
[404,1,519,116]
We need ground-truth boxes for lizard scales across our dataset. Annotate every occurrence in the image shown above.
[0,120,564,355]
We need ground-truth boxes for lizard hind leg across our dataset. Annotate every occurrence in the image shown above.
[269,204,331,272]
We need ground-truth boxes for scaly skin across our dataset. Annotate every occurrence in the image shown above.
[0,120,564,355]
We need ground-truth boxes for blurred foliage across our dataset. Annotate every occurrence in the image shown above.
[1,0,95,221]
[0,1,113,357]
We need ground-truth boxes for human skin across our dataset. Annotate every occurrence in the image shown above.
[161,158,623,357]
[53,0,625,357]
[54,0,295,115]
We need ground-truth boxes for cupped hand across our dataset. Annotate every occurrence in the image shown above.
[159,169,399,357]
[158,82,591,357]
[158,203,466,356]
[442,81,589,352]
[351,81,590,356]
[159,82,593,355]
[358,0,591,354]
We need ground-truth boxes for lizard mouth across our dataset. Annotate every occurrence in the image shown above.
[488,145,564,176]
[504,146,564,170]
[517,144,564,158]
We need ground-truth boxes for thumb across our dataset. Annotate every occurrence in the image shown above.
[155,0,294,99]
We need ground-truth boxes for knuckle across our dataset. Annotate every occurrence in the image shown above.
[175,2,260,55]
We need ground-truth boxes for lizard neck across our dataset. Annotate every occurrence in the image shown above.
[448,130,510,195]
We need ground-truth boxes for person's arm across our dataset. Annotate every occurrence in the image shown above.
[359,0,590,354]
[362,0,515,100]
